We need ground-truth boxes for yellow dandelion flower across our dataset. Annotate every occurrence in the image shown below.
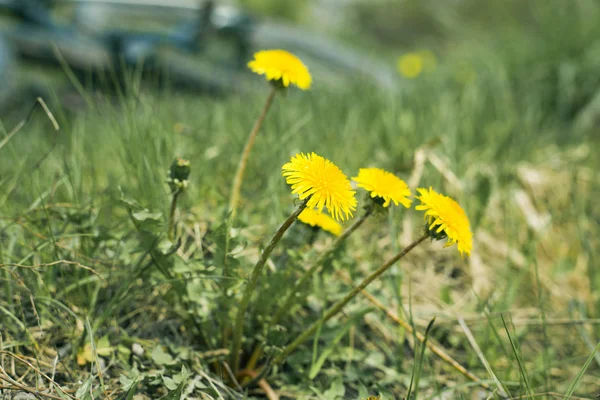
[397,52,424,79]
[353,168,412,208]
[248,49,312,90]
[298,208,343,236]
[415,187,473,257]
[282,152,356,221]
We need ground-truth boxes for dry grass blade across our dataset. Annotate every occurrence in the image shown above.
[509,392,595,399]
[1,261,104,280]
[0,373,68,400]
[457,317,509,397]
[0,97,59,153]
[0,352,76,400]
[237,369,280,400]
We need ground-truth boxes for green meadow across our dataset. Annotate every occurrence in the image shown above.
[1,1,599,398]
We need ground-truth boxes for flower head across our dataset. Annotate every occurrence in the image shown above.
[415,187,473,257]
[282,152,356,221]
[397,53,424,78]
[248,49,312,90]
[298,208,342,236]
[353,168,412,208]
[397,51,436,79]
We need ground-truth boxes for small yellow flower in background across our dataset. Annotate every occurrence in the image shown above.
[298,208,343,236]
[397,50,436,79]
[415,187,473,257]
[76,336,113,365]
[282,152,356,221]
[353,168,412,208]
[398,52,423,78]
[248,49,312,90]
[173,122,186,134]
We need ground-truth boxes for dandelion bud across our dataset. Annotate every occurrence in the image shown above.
[168,157,191,192]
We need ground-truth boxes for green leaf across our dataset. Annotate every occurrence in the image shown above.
[172,365,190,384]
[75,377,94,400]
[56,390,72,400]
[152,346,175,366]
[118,376,140,400]
[120,192,164,237]
[117,345,132,362]
[155,237,177,255]
[163,376,178,391]
[158,380,185,400]
[119,374,135,392]
[95,335,113,356]
[357,385,369,399]
[119,192,145,212]
[309,308,372,379]
[212,222,229,270]
[131,210,164,230]
[323,377,345,399]
[309,386,327,400]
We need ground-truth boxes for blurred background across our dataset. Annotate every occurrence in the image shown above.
[0,0,399,112]
[3,0,600,122]
[2,0,599,116]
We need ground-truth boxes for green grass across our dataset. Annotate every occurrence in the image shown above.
[1,2,600,399]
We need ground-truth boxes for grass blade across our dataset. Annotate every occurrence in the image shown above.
[564,340,600,399]
[501,314,533,396]
[406,317,435,400]
[458,317,509,397]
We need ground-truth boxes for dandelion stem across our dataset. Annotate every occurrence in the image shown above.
[228,87,278,218]
[276,207,373,322]
[230,200,308,373]
[271,233,428,367]
[245,207,374,371]
[168,189,181,241]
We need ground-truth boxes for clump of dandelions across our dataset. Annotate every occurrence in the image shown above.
[282,152,356,222]
[231,151,355,373]
[267,186,472,371]
[416,187,473,257]
[265,167,410,351]
[353,167,412,208]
